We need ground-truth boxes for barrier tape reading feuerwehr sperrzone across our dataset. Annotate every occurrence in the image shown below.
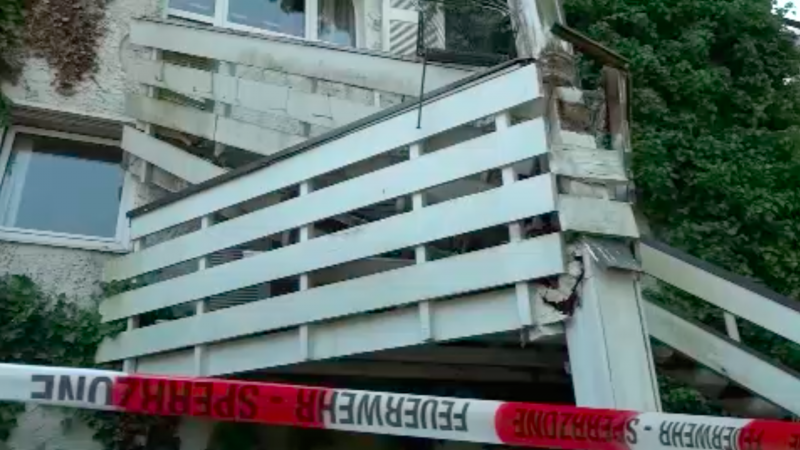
[1,362,798,450]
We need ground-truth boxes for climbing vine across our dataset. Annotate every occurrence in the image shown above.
[564,0,800,414]
[24,0,107,94]
[0,0,24,81]
[0,275,178,449]
[0,0,24,126]
[0,0,107,123]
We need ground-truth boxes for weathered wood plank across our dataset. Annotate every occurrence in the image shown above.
[550,145,626,181]
[97,234,565,361]
[101,174,557,320]
[106,120,549,280]
[558,195,638,238]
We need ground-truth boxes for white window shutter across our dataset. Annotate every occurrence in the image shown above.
[383,0,445,56]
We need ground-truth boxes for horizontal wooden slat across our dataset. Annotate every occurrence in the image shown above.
[130,17,473,98]
[121,126,226,184]
[558,195,639,238]
[128,59,381,129]
[641,240,800,347]
[645,301,800,416]
[550,145,626,181]
[129,63,541,239]
[106,119,548,280]
[101,174,557,321]
[134,287,535,376]
[96,234,565,361]
[126,94,305,156]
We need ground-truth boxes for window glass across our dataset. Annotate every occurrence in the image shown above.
[319,0,356,46]
[228,0,305,37]
[168,0,216,17]
[0,133,124,239]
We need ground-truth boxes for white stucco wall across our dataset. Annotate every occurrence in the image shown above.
[2,0,159,117]
[0,0,158,449]
[0,242,114,302]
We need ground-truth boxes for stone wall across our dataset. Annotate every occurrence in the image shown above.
[224,62,411,145]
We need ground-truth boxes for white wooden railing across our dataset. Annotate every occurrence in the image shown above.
[640,238,800,417]
[97,61,569,377]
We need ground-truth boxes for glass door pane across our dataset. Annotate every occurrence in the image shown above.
[318,0,356,46]
[169,0,216,17]
[228,0,305,37]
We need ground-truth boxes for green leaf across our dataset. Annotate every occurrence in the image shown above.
[566,0,800,414]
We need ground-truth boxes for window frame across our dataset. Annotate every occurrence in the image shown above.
[0,126,134,253]
[167,0,361,47]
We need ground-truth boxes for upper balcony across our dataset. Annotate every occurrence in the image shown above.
[95,13,636,378]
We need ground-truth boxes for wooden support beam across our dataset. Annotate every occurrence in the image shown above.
[566,238,661,411]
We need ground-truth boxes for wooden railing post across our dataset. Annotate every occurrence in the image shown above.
[536,28,662,410]
[193,215,212,376]
[408,142,433,342]
[496,112,535,331]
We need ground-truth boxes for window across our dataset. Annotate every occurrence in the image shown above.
[318,0,356,46]
[168,0,357,47]
[0,127,132,251]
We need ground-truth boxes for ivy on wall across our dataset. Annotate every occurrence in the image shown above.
[0,275,178,450]
[0,0,107,123]
[25,0,107,94]
[0,0,24,82]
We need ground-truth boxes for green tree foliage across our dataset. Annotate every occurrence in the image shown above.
[0,0,24,78]
[565,0,800,294]
[564,0,800,413]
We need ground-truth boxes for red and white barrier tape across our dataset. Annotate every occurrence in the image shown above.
[1,362,798,450]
